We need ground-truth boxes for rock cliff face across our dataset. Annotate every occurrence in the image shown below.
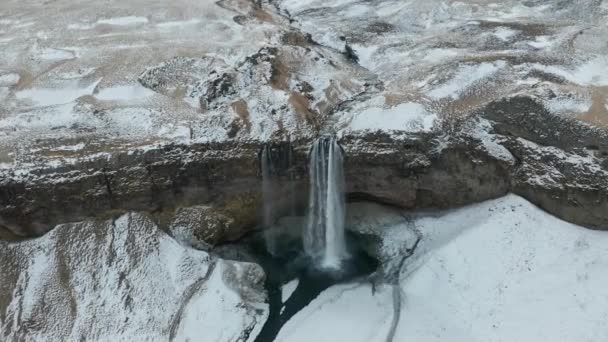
[2,95,608,243]
[1,0,608,241]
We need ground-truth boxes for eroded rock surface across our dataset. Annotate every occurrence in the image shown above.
[5,92,608,242]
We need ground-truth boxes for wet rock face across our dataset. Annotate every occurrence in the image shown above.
[342,132,513,209]
[0,141,265,238]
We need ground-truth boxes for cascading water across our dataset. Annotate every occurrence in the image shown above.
[251,137,377,342]
[260,144,276,255]
[304,136,347,269]
[288,145,297,216]
[260,141,296,255]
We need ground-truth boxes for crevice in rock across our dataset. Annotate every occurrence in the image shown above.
[101,170,114,202]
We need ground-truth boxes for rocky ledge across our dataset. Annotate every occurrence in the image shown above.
[2,95,608,243]
[1,0,608,243]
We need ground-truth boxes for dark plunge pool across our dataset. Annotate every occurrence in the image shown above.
[218,229,379,342]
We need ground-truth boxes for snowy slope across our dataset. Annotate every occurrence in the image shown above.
[0,0,284,164]
[0,213,267,341]
[275,195,608,342]
[280,0,608,131]
[2,0,607,172]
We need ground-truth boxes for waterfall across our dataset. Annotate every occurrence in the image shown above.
[261,144,276,254]
[260,141,296,255]
[304,136,347,269]
[288,145,297,216]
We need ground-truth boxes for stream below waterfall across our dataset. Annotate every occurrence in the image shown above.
[218,229,378,342]
[245,136,377,341]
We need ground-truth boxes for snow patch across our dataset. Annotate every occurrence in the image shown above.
[68,16,149,30]
[15,78,101,107]
[468,118,515,163]
[36,48,76,61]
[532,57,608,86]
[349,100,436,132]
[67,23,95,30]
[493,27,519,41]
[545,95,592,115]
[57,68,96,80]
[156,19,202,29]
[158,124,192,141]
[0,72,20,87]
[426,61,506,99]
[103,108,155,136]
[95,84,155,102]
[276,283,393,342]
[422,48,462,63]
[528,35,555,49]
[97,16,149,26]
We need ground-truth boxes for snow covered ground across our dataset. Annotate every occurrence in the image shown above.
[1,191,607,341]
[275,194,608,342]
[0,0,283,164]
[280,0,608,129]
[1,0,607,171]
[0,213,268,341]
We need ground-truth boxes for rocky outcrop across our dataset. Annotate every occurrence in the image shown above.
[169,204,263,249]
[341,131,513,209]
[480,96,608,229]
[0,141,266,238]
[3,95,607,242]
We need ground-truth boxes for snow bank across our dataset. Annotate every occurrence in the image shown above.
[279,195,608,342]
[275,283,393,342]
[350,101,436,132]
[15,79,101,107]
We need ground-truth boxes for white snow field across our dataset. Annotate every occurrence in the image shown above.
[275,194,608,342]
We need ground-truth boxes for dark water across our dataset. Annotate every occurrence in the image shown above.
[241,233,378,342]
